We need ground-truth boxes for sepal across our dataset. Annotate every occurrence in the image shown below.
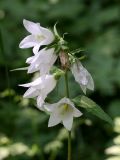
[11,67,28,71]
[52,67,65,80]
[53,22,60,38]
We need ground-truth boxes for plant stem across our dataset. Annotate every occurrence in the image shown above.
[68,131,71,160]
[64,70,71,160]
[64,70,69,98]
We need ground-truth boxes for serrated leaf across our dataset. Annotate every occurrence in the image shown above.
[73,95,113,125]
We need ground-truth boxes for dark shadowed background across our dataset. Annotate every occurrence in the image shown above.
[0,0,120,159]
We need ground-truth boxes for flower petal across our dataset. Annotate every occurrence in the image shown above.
[71,61,94,93]
[19,83,31,87]
[37,95,45,109]
[27,48,57,75]
[73,108,82,117]
[40,27,55,45]
[80,84,87,94]
[26,56,34,64]
[42,75,56,94]
[19,35,38,48]
[44,103,57,112]
[63,115,73,131]
[23,19,41,34]
[23,87,39,98]
[33,44,41,54]
[27,64,38,73]
[87,73,94,90]
[71,62,88,86]
[20,77,42,89]
[31,77,43,88]
[48,109,61,127]
[57,97,75,109]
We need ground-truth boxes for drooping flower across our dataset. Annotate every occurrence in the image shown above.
[19,19,55,54]
[26,48,57,75]
[19,74,57,110]
[71,60,94,94]
[45,97,82,131]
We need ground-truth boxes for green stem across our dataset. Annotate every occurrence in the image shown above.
[64,70,69,98]
[64,70,71,160]
[68,131,71,160]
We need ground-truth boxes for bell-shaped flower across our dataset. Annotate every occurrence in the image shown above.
[45,97,82,131]
[19,74,57,110]
[71,61,94,94]
[19,19,55,54]
[26,48,57,75]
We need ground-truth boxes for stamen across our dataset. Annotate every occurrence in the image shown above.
[36,35,45,41]
[60,104,69,115]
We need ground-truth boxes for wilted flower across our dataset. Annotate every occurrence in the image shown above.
[45,97,82,131]
[26,48,57,75]
[71,61,94,94]
[59,51,70,69]
[19,19,55,54]
[19,74,57,110]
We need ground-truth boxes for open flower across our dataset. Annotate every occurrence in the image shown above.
[19,74,57,110]
[71,61,94,94]
[26,48,57,75]
[45,97,82,131]
[19,19,55,54]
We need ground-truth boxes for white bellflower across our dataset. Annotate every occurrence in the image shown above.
[19,19,55,54]
[45,97,82,131]
[26,48,57,75]
[19,75,57,110]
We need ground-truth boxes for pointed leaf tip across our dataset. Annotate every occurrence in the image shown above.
[73,95,113,125]
[53,22,60,38]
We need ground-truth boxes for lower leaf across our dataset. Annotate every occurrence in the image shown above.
[73,95,113,125]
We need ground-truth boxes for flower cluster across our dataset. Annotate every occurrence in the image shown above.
[19,19,94,131]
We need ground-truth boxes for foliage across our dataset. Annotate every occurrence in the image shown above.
[73,95,113,125]
[0,0,120,159]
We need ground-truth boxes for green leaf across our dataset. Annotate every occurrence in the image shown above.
[53,22,60,38]
[73,95,113,125]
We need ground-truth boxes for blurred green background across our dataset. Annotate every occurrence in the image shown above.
[0,0,120,159]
